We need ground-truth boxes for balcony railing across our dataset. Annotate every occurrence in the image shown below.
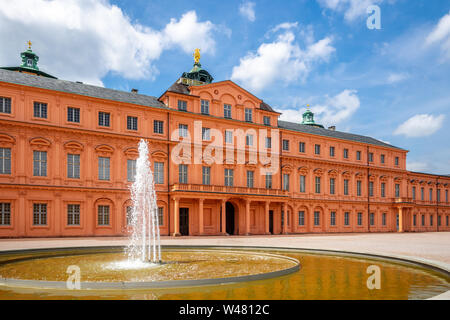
[392,197,413,204]
[171,184,289,196]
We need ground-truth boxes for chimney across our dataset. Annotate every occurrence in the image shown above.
[131,88,139,93]
[328,126,336,131]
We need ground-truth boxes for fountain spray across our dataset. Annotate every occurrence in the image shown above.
[126,139,162,264]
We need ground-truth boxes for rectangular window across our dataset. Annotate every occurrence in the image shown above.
[380,154,385,164]
[314,211,320,226]
[265,173,272,189]
[67,204,80,226]
[314,144,321,155]
[344,212,350,226]
[33,150,47,177]
[370,213,375,226]
[179,164,188,184]
[158,207,164,226]
[344,179,349,195]
[126,206,132,225]
[446,215,449,226]
[33,203,47,225]
[97,205,110,226]
[0,97,11,114]
[154,162,164,184]
[343,148,349,159]
[413,214,416,226]
[202,127,210,141]
[296,211,304,226]
[446,190,448,203]
[283,174,290,191]
[438,215,441,226]
[245,108,253,122]
[395,157,399,166]
[356,151,361,160]
[282,140,289,151]
[153,120,164,134]
[329,178,335,195]
[357,212,362,226]
[224,168,234,187]
[33,102,47,118]
[202,166,211,185]
[263,116,271,126]
[246,134,253,146]
[430,215,433,226]
[437,189,441,202]
[329,146,335,157]
[412,186,416,200]
[421,187,424,200]
[98,157,110,181]
[67,107,80,123]
[315,176,321,194]
[178,100,187,111]
[368,152,374,162]
[299,175,306,193]
[247,171,254,188]
[357,180,362,196]
[422,214,425,226]
[179,124,188,138]
[0,203,11,225]
[369,181,374,197]
[266,137,272,148]
[429,188,433,201]
[225,130,233,144]
[127,116,138,131]
[98,111,110,127]
[67,154,80,179]
[127,159,136,182]
[201,99,209,114]
[381,182,386,198]
[330,212,336,226]
[299,142,305,153]
[224,104,232,118]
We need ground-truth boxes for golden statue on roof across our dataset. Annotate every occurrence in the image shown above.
[27,40,32,50]
[193,48,200,64]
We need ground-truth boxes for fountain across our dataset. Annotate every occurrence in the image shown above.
[126,139,161,264]
[0,139,448,299]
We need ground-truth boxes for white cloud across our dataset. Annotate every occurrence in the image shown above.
[406,161,430,172]
[425,11,450,61]
[277,89,360,127]
[394,114,445,137]
[231,28,335,92]
[0,0,219,86]
[317,0,383,22]
[239,1,256,22]
[386,72,409,84]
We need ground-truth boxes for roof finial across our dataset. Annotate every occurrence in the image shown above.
[27,40,32,50]
[193,48,200,64]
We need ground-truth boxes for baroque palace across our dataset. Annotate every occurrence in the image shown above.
[0,45,449,238]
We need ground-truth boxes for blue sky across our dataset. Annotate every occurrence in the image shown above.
[0,0,449,174]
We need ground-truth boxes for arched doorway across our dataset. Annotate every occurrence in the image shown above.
[226,202,237,235]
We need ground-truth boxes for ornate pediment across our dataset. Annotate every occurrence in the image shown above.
[95,144,114,154]
[64,141,84,152]
[29,137,51,148]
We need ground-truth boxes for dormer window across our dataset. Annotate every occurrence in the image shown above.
[245,108,253,122]
[27,59,33,67]
[263,116,271,126]
[201,100,209,115]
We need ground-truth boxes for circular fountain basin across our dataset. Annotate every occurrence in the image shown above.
[0,248,299,290]
[0,246,448,300]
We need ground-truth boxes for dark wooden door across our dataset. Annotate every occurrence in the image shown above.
[180,208,189,236]
[269,210,274,234]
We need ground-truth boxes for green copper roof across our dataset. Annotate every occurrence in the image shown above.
[301,108,324,128]
[0,44,57,79]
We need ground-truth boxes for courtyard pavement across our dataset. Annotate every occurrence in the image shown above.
[0,232,449,299]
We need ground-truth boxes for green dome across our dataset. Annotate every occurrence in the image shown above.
[301,108,324,128]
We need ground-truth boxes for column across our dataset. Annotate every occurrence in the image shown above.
[245,199,251,235]
[173,198,180,236]
[221,200,227,235]
[398,207,403,233]
[199,198,204,235]
[282,202,288,234]
[265,201,270,234]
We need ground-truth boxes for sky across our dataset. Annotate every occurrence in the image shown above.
[0,0,449,174]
